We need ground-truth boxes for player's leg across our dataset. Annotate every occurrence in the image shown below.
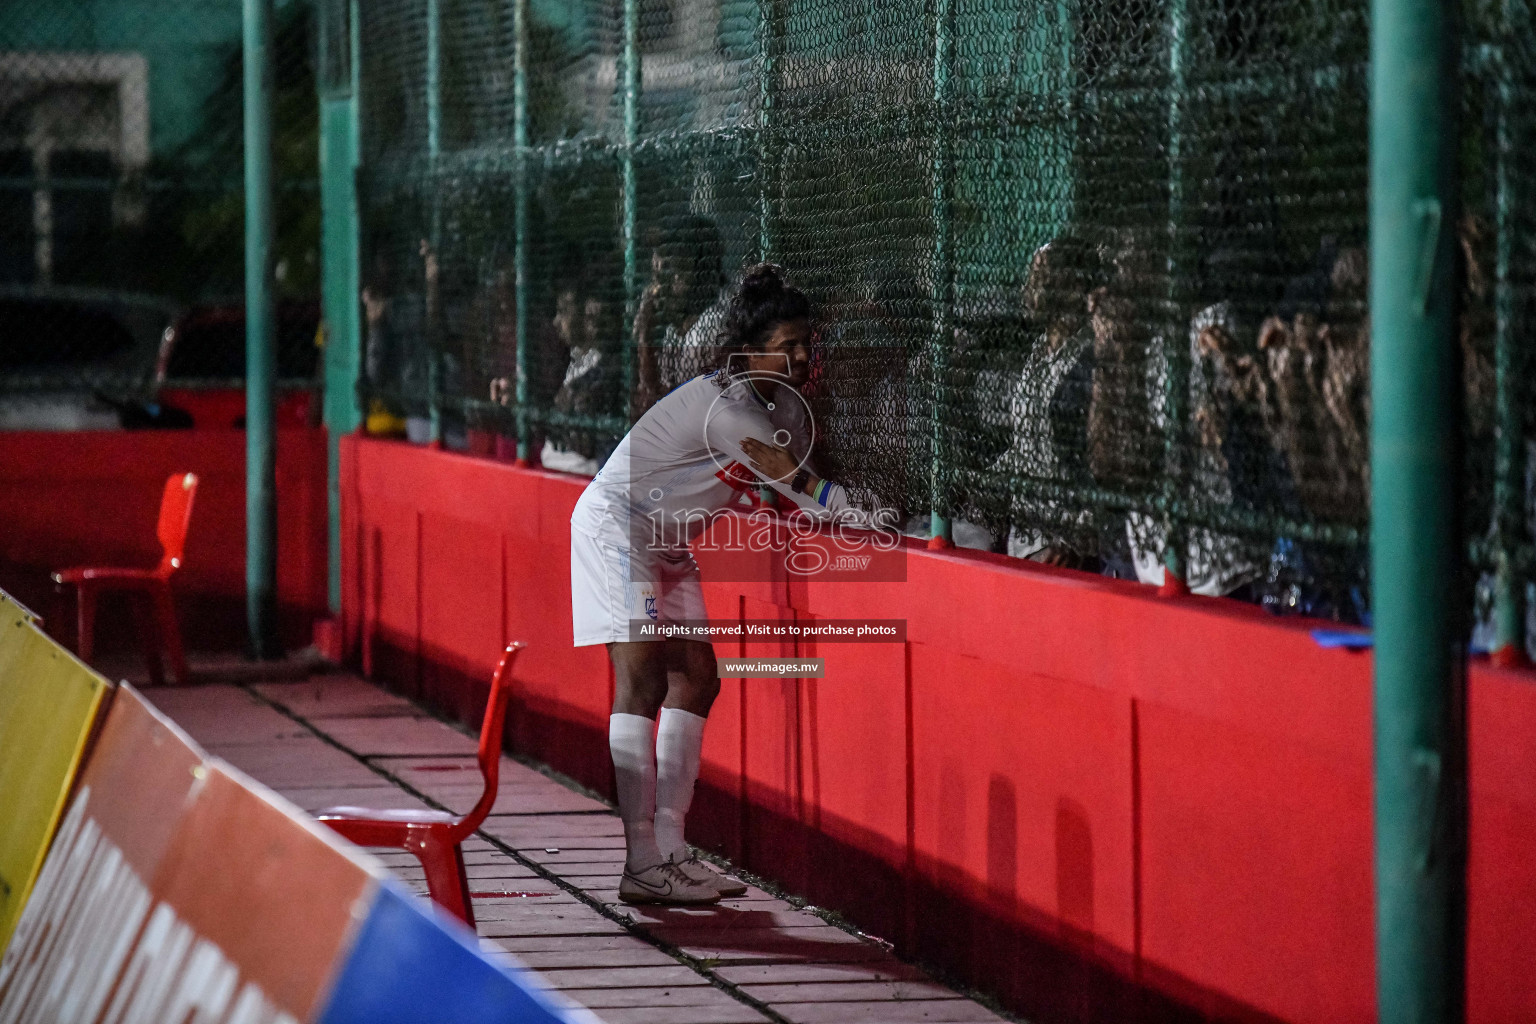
[655,640,747,895]
[607,640,719,903]
[607,640,668,872]
[654,639,717,859]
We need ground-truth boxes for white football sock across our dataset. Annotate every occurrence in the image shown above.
[654,707,707,861]
[609,713,662,871]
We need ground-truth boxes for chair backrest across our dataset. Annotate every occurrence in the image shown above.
[156,472,198,575]
[451,643,523,841]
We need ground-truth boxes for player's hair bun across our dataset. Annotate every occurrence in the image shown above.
[737,262,788,302]
[712,264,810,384]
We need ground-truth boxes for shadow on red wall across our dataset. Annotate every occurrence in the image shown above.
[339,435,1536,1024]
[0,428,329,654]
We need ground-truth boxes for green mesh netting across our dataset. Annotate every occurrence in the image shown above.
[0,0,321,401]
[353,0,1536,639]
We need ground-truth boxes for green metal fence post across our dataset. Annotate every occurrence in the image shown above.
[755,0,780,509]
[425,0,443,445]
[1159,0,1188,593]
[1491,0,1529,667]
[244,0,279,658]
[320,0,362,616]
[928,0,954,549]
[1371,0,1467,1016]
[757,0,776,262]
[512,0,531,464]
[621,0,640,414]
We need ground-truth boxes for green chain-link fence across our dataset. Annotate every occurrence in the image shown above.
[350,0,1536,646]
[0,0,321,426]
[20,0,1528,646]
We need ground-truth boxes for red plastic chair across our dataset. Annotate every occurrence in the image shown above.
[317,643,523,927]
[53,471,198,686]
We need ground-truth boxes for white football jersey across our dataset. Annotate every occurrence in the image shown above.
[571,371,872,553]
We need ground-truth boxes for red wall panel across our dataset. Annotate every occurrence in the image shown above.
[739,596,808,891]
[0,429,327,650]
[1467,668,1536,1024]
[419,511,501,718]
[338,436,1536,1024]
[360,498,420,694]
[1136,700,1374,1024]
[909,643,1138,1020]
[694,584,746,861]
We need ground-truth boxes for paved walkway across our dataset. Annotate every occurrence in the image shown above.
[141,667,1010,1024]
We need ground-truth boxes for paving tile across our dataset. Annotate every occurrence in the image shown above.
[278,785,435,812]
[715,963,928,986]
[209,738,381,788]
[622,906,834,931]
[663,927,892,966]
[254,676,418,719]
[510,948,683,970]
[475,912,629,939]
[409,789,610,815]
[534,965,710,989]
[143,686,303,745]
[525,848,628,865]
[561,987,750,1008]
[485,935,660,954]
[775,1001,1008,1023]
[592,1005,772,1024]
[470,891,579,907]
[739,982,963,1003]
[318,715,480,756]
[583,891,791,916]
[481,814,626,838]
[378,754,584,791]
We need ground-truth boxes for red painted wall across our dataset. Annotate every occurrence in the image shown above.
[339,435,1536,1024]
[0,429,329,651]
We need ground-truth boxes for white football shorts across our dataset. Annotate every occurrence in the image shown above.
[570,528,707,646]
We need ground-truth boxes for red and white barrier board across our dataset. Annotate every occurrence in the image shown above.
[0,683,591,1024]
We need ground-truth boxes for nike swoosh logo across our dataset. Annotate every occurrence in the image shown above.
[627,874,673,896]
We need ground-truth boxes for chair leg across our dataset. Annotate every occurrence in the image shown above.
[152,583,189,686]
[76,586,96,664]
[137,595,165,687]
[416,838,475,929]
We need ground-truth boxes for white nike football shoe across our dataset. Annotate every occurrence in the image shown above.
[673,853,748,897]
[618,857,722,905]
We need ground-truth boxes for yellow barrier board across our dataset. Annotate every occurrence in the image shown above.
[0,592,38,630]
[0,600,109,952]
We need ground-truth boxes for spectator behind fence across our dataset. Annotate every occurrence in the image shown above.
[1000,236,1099,567]
[361,244,430,438]
[632,215,729,417]
[540,261,623,476]
[1088,230,1260,597]
[1233,238,1371,617]
[483,259,567,463]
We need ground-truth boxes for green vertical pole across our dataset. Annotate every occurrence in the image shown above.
[1159,0,1188,591]
[244,0,279,658]
[321,0,362,616]
[512,0,531,463]
[621,0,639,413]
[1371,0,1466,1015]
[755,0,778,509]
[928,0,953,548]
[1491,1,1528,666]
[757,0,775,262]
[425,0,443,445]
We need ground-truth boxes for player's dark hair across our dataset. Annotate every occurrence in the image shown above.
[711,263,811,385]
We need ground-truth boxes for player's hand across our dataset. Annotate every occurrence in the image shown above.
[740,437,797,484]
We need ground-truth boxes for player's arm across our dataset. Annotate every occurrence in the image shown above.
[698,404,835,514]
[738,437,845,514]
[734,431,891,532]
